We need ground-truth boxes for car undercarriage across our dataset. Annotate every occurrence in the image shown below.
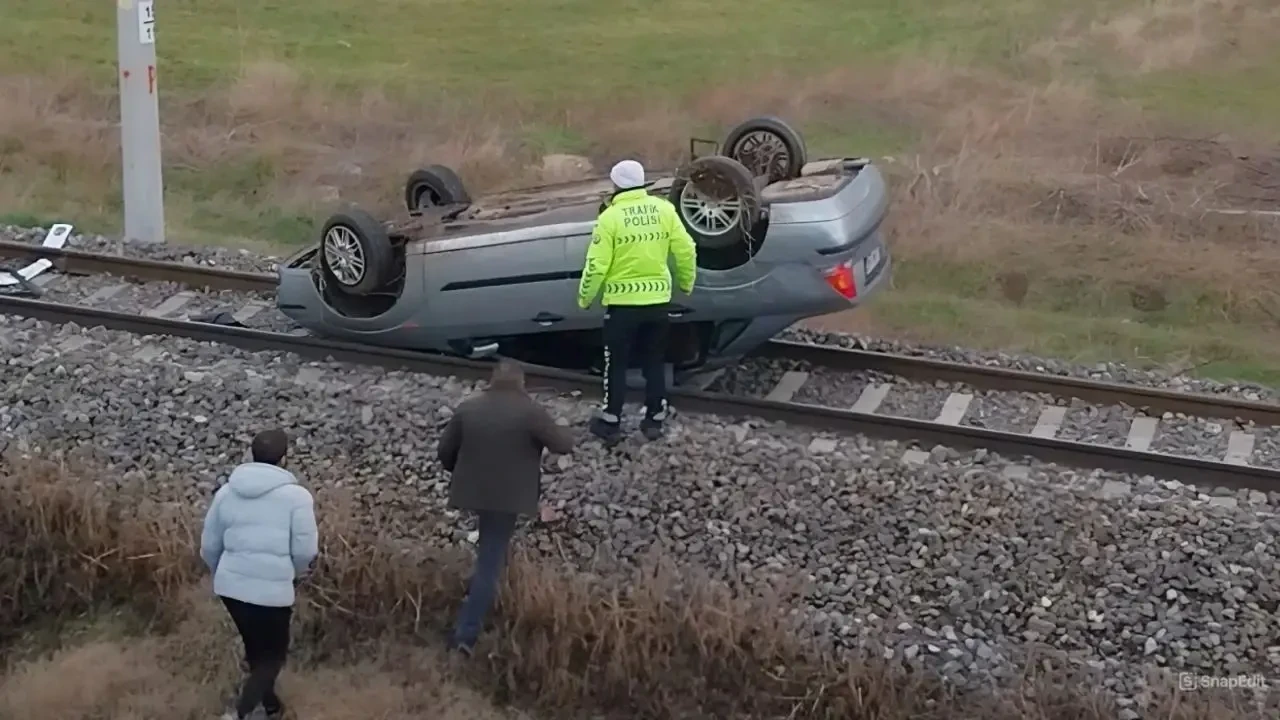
[274,116,892,382]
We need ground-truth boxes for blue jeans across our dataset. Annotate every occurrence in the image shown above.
[451,511,519,648]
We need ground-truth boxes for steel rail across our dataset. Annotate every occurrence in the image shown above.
[0,294,1274,492]
[4,241,1279,426]
[758,341,1280,426]
[0,239,276,292]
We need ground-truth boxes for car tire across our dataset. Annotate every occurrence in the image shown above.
[404,165,471,211]
[721,116,807,184]
[669,155,763,252]
[319,208,395,296]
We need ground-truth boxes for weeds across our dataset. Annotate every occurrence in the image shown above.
[3,1,1280,372]
[0,458,1268,719]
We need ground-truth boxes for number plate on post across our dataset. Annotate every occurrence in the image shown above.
[137,1,156,44]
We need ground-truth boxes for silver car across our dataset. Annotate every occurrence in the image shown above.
[277,116,891,383]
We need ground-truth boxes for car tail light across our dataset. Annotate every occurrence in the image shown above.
[823,261,857,300]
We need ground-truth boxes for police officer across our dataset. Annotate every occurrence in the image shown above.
[578,159,697,442]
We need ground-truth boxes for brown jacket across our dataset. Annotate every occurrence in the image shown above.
[437,389,575,516]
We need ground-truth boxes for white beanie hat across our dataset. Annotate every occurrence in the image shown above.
[609,159,645,190]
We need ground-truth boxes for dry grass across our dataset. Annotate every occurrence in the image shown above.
[0,632,521,720]
[0,60,915,229]
[0,65,532,248]
[882,70,1280,287]
[1,457,1273,720]
[2,0,1280,376]
[1032,0,1280,75]
[3,56,1276,286]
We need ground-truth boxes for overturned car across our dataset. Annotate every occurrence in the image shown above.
[276,116,891,383]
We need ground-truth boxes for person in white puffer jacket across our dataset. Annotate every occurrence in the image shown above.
[200,429,319,720]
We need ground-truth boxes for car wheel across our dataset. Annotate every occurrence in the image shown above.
[669,155,763,251]
[721,116,807,184]
[404,165,471,212]
[319,209,395,296]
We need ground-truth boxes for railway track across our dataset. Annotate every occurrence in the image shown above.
[3,237,1280,490]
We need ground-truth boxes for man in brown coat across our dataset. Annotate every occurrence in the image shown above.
[437,359,575,654]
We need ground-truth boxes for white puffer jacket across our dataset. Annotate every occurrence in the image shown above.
[199,462,319,607]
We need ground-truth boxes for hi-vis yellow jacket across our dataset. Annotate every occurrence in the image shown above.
[577,189,697,309]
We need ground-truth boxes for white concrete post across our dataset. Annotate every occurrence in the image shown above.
[116,0,165,244]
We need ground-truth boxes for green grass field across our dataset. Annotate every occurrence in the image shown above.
[3,0,1280,384]
[7,0,1082,94]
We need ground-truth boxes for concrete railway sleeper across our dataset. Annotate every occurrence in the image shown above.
[2,293,1279,492]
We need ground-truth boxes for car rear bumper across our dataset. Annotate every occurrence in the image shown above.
[769,163,888,228]
[853,230,891,300]
[696,232,891,371]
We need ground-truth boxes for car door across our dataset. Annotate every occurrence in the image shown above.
[559,230,707,327]
[551,231,601,331]
[424,234,575,343]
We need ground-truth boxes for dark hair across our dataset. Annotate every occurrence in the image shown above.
[489,359,526,393]
[251,429,289,465]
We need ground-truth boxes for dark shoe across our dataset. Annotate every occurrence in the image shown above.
[445,633,475,658]
[640,417,664,441]
[588,417,622,442]
[264,707,286,720]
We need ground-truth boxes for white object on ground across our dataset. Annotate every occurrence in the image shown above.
[0,224,73,286]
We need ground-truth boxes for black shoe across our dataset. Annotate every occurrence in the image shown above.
[264,705,286,720]
[445,634,475,658]
[589,417,622,442]
[640,417,664,441]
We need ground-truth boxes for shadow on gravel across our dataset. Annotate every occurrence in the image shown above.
[0,459,1270,720]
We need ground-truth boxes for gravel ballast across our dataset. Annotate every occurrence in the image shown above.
[2,224,284,274]
[781,327,1280,403]
[8,222,1280,472]
[708,356,1263,463]
[3,314,1279,713]
[8,223,1280,402]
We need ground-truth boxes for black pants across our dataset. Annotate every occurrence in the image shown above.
[221,596,291,718]
[601,303,669,421]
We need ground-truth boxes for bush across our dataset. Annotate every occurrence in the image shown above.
[0,459,1266,719]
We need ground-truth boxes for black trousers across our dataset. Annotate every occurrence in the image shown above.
[221,596,292,718]
[601,303,669,421]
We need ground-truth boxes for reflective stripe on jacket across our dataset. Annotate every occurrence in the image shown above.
[577,188,697,308]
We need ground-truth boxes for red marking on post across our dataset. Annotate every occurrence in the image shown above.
[122,70,131,79]
[147,65,156,94]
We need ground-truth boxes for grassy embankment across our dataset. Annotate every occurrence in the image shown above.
[0,459,1265,719]
[2,0,1280,382]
